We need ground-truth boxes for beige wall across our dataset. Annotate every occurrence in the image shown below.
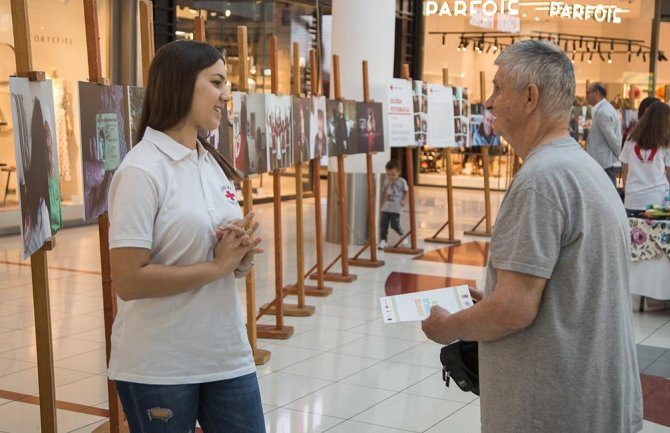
[0,0,110,208]
[423,8,670,103]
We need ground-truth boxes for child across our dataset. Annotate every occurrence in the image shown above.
[379,159,409,249]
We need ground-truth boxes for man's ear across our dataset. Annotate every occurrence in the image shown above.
[526,84,540,114]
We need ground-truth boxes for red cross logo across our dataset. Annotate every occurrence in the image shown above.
[225,191,235,201]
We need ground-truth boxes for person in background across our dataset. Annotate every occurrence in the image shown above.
[620,101,670,210]
[586,82,623,186]
[422,40,642,433]
[622,97,660,145]
[107,40,266,433]
[378,159,409,249]
[472,109,500,146]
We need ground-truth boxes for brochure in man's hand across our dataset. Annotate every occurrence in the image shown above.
[380,285,474,323]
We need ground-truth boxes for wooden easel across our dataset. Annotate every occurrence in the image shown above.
[310,54,357,283]
[255,35,294,340]
[195,20,272,364]
[264,42,315,317]
[228,25,272,364]
[464,71,493,237]
[385,64,423,255]
[9,2,57,430]
[349,60,385,268]
[287,49,333,297]
[425,68,461,246]
[82,0,129,432]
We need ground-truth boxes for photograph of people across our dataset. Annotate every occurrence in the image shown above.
[292,97,311,163]
[266,96,292,170]
[10,79,62,259]
[79,82,129,220]
[107,40,266,432]
[327,99,349,156]
[247,94,267,174]
[233,94,250,174]
[356,102,384,153]
[472,109,501,146]
[310,96,327,160]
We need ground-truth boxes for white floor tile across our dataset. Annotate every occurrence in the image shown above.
[403,371,478,404]
[324,420,412,433]
[333,335,421,360]
[0,400,105,433]
[632,311,670,330]
[0,356,35,377]
[424,404,481,433]
[353,393,465,432]
[0,366,92,396]
[264,408,344,433]
[388,341,444,367]
[350,320,428,343]
[281,352,380,381]
[54,348,108,375]
[0,330,35,354]
[641,421,670,432]
[55,374,110,407]
[285,382,396,419]
[340,361,438,392]
[258,344,322,371]
[258,372,332,407]
[275,328,366,352]
[642,330,670,349]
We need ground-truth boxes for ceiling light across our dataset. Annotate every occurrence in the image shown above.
[607,53,612,64]
[225,9,231,17]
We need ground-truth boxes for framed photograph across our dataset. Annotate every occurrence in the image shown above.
[356,102,384,153]
[10,77,62,259]
[79,81,129,221]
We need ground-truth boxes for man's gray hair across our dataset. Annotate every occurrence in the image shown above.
[495,40,575,124]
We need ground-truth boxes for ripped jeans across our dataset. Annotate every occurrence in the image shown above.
[115,373,266,433]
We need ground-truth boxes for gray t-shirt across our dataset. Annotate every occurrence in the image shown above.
[381,177,408,214]
[480,137,643,433]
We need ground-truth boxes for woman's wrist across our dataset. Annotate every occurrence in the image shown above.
[235,260,254,274]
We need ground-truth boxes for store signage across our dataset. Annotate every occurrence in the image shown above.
[470,9,520,32]
[32,34,74,45]
[424,0,520,17]
[548,2,623,23]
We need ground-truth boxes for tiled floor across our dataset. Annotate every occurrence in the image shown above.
[0,185,669,432]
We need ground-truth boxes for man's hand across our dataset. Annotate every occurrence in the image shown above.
[400,199,407,208]
[421,305,455,345]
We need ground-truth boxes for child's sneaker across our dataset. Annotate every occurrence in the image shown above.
[401,239,410,248]
[378,240,387,249]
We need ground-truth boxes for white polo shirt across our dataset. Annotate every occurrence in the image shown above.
[107,127,255,384]
[620,139,670,210]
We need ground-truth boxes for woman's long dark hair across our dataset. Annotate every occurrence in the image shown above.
[136,40,239,181]
[629,101,670,150]
[28,98,51,224]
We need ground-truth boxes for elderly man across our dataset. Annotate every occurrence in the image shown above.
[586,82,623,186]
[422,40,642,433]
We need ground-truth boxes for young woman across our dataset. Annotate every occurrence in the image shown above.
[620,101,670,210]
[107,40,266,432]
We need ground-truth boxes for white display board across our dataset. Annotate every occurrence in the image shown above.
[386,78,415,148]
[427,83,456,148]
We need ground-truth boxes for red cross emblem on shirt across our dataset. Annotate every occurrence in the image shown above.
[225,191,235,201]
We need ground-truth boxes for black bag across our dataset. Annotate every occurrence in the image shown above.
[440,340,479,396]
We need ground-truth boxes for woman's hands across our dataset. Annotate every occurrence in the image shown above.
[213,212,264,278]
